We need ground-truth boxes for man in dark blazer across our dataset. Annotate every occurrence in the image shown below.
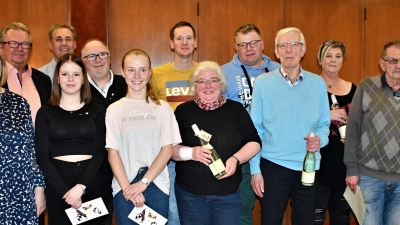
[81,39,127,225]
[0,22,51,225]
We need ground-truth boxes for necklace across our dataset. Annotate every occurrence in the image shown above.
[327,79,340,89]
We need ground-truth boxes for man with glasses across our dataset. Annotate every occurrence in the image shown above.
[0,21,50,225]
[0,22,52,122]
[344,40,400,225]
[39,23,77,82]
[150,21,198,225]
[249,27,330,225]
[221,24,279,225]
[81,39,127,225]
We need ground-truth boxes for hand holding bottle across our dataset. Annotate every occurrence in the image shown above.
[304,133,320,152]
[330,108,347,124]
[192,146,213,166]
[218,157,238,179]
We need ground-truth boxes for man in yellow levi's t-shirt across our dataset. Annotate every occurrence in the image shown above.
[150,21,197,225]
[151,21,198,111]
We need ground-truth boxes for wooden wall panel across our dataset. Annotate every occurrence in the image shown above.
[108,0,198,72]
[70,0,107,58]
[284,0,365,85]
[198,0,284,65]
[365,0,400,77]
[0,0,68,68]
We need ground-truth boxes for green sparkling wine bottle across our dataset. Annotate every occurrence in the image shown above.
[301,132,316,186]
[192,124,226,179]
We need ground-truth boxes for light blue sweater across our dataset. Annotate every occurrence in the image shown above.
[249,69,330,174]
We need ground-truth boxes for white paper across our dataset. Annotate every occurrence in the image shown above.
[128,204,168,225]
[65,197,109,225]
[343,186,365,225]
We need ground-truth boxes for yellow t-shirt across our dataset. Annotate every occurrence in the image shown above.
[151,62,198,110]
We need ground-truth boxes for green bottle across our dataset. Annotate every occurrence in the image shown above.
[192,124,226,179]
[301,132,316,186]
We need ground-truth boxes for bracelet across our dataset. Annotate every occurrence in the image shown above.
[79,184,86,195]
[231,155,240,165]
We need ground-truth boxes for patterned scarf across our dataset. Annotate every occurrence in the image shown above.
[194,95,227,111]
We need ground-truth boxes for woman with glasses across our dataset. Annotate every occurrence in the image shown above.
[314,41,356,225]
[0,53,46,224]
[172,61,261,225]
[35,54,110,225]
[106,49,181,224]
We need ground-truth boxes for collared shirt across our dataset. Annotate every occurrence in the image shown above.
[6,61,41,124]
[279,67,304,87]
[88,70,114,98]
[38,58,57,82]
[381,73,400,98]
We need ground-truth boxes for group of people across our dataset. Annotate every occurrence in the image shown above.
[0,19,399,225]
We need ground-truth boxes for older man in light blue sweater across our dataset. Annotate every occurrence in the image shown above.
[249,27,330,225]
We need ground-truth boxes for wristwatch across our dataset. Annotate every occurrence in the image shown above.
[141,178,149,186]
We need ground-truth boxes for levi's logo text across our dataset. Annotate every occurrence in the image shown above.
[166,80,191,103]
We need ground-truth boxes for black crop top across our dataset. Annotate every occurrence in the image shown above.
[35,103,106,196]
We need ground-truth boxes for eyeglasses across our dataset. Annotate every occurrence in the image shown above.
[2,41,32,49]
[319,40,344,59]
[83,52,110,62]
[236,39,262,50]
[276,42,303,50]
[195,78,220,85]
[383,58,400,65]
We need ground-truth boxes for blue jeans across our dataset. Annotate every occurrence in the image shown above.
[358,174,400,225]
[175,182,240,225]
[113,167,169,225]
[167,161,180,225]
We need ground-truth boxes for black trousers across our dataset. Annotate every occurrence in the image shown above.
[259,158,318,225]
[314,185,351,225]
[46,158,111,225]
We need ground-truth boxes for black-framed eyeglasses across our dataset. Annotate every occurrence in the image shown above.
[83,52,110,62]
[2,41,32,49]
[194,78,220,85]
[276,42,303,50]
[236,39,262,50]
[319,40,344,59]
[383,58,400,65]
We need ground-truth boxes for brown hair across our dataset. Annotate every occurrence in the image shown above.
[49,53,91,106]
[121,49,160,105]
[169,21,196,40]
[48,23,77,41]
[235,24,261,40]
